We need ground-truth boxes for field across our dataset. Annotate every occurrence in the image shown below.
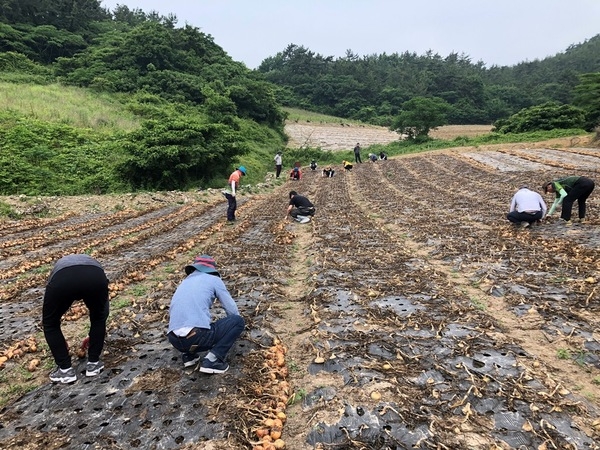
[285,121,493,151]
[1,129,600,449]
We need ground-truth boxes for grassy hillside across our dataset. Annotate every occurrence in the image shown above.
[0,80,287,195]
[0,82,140,132]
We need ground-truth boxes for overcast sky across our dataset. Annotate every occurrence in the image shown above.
[100,0,600,69]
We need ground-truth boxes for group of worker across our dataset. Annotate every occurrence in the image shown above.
[507,176,595,228]
[43,144,595,386]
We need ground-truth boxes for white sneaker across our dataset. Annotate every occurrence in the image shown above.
[300,217,311,224]
[520,221,530,228]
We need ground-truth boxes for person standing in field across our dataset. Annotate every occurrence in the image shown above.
[222,166,247,223]
[353,143,362,163]
[43,254,109,384]
[167,255,245,374]
[543,176,595,224]
[506,185,547,228]
[274,151,283,178]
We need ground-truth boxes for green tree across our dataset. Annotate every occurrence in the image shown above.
[390,97,451,140]
[493,102,585,133]
[573,72,600,131]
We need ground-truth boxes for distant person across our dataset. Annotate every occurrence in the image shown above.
[287,190,316,223]
[353,143,362,163]
[379,152,388,160]
[368,153,378,162]
[289,166,302,180]
[342,160,353,171]
[322,166,335,178]
[507,185,547,228]
[168,255,245,374]
[310,160,318,171]
[274,152,283,178]
[43,254,109,384]
[222,166,247,222]
[543,176,595,224]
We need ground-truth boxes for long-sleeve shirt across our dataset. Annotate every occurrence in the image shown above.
[168,271,240,335]
[48,254,104,282]
[547,176,580,215]
[509,188,547,216]
[274,154,282,165]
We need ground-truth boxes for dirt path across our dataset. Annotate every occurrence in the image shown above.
[1,136,600,449]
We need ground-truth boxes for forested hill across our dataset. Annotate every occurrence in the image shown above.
[0,1,598,197]
[257,35,600,126]
[0,0,287,195]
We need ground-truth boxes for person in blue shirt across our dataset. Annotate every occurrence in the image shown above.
[167,255,245,374]
[543,176,595,223]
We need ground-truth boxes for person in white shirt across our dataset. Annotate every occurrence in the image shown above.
[274,151,283,178]
[507,185,547,228]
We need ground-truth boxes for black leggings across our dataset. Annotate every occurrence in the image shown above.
[43,265,109,369]
[561,177,595,220]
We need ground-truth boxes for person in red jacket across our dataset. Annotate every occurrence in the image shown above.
[289,167,302,180]
[222,166,247,222]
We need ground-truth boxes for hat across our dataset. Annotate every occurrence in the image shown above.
[238,166,247,175]
[185,254,220,277]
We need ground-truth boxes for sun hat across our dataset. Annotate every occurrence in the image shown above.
[238,166,247,175]
[185,254,220,277]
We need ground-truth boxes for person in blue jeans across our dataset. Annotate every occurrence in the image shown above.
[167,255,245,374]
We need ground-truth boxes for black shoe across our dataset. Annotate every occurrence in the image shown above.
[199,358,229,374]
[49,366,77,384]
[182,353,201,368]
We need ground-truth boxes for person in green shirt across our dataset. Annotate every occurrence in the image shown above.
[543,176,595,223]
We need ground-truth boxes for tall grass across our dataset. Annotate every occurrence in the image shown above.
[283,107,365,125]
[0,82,140,132]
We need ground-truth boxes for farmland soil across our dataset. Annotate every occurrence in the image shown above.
[1,123,600,450]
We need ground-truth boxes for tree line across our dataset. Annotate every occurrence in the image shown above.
[0,0,598,195]
[257,39,600,133]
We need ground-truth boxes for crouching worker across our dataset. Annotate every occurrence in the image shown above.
[43,254,109,384]
[287,190,316,223]
[168,255,245,374]
[507,185,547,228]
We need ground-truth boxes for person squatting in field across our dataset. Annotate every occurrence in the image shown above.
[43,254,109,384]
[222,166,247,222]
[543,176,595,224]
[506,185,547,228]
[167,255,245,374]
[286,190,316,223]
[322,166,335,177]
[289,166,302,180]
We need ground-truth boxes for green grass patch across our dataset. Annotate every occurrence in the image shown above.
[0,81,140,132]
[283,107,364,125]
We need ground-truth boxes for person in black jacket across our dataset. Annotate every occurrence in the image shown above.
[43,254,110,383]
[286,191,316,223]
